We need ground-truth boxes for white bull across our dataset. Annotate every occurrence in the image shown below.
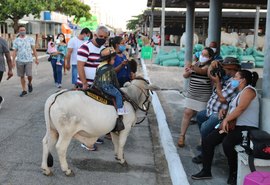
[220,31,239,46]
[41,78,159,176]
[245,34,265,51]
[180,32,199,49]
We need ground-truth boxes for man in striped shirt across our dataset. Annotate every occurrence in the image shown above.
[77,26,109,150]
[77,26,109,90]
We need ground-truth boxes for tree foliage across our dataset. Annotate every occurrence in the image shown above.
[0,0,91,32]
[47,0,91,23]
[0,0,46,32]
[126,14,143,31]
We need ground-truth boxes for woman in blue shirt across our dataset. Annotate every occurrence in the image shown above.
[111,36,132,87]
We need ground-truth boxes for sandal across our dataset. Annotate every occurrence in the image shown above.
[178,135,185,147]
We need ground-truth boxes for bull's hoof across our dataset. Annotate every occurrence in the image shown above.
[42,169,53,176]
[65,169,75,177]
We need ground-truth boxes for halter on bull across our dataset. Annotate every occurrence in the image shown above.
[41,77,159,176]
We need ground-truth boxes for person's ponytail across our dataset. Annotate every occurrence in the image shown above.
[251,72,259,87]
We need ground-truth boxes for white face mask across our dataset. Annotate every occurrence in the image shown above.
[199,55,209,63]
[59,37,64,41]
[211,47,217,53]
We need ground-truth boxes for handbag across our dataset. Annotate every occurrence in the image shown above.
[244,129,270,171]
[248,129,270,159]
[48,55,52,62]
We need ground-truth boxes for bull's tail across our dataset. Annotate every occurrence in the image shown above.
[43,90,68,170]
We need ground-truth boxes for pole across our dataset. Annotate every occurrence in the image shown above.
[253,6,260,48]
[261,0,270,133]
[208,0,222,49]
[161,0,165,50]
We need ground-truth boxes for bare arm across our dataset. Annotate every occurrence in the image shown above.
[12,50,17,68]
[191,65,208,75]
[4,51,13,80]
[77,60,88,89]
[114,59,128,73]
[32,45,39,65]
[183,63,192,78]
[66,48,73,71]
[222,88,256,132]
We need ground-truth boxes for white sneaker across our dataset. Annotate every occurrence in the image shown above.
[0,96,4,109]
[117,107,129,115]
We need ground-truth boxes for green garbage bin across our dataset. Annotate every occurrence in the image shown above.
[141,46,153,60]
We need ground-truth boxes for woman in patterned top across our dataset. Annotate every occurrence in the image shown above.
[178,47,214,147]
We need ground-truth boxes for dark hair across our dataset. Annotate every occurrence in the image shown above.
[238,70,259,87]
[203,47,215,59]
[80,28,91,35]
[56,33,66,43]
[111,36,123,49]
[18,25,25,29]
[129,59,137,73]
[108,37,114,47]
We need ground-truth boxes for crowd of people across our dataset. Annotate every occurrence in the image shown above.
[178,42,260,185]
[0,25,261,185]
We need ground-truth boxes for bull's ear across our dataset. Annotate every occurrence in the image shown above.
[146,84,160,91]
[123,82,131,87]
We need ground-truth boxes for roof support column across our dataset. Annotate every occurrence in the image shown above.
[261,0,270,133]
[161,0,165,50]
[150,11,154,39]
[253,6,260,48]
[184,0,195,64]
[183,0,195,92]
[149,0,155,39]
[208,0,222,49]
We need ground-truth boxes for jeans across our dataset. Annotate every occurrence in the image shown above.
[197,110,220,138]
[72,65,78,84]
[51,58,64,84]
[102,84,123,109]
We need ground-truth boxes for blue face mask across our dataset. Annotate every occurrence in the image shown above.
[84,36,89,41]
[231,79,240,88]
[119,45,126,52]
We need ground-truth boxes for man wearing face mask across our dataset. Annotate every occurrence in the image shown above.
[12,25,39,97]
[66,28,92,88]
[77,26,109,150]
[209,41,222,60]
[192,57,241,164]
[77,26,109,90]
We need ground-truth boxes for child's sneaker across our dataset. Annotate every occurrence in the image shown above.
[56,61,62,65]
[117,107,129,115]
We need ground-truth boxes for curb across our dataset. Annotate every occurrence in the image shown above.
[141,58,190,185]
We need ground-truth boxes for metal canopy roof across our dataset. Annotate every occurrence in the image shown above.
[142,10,266,30]
[147,0,268,9]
